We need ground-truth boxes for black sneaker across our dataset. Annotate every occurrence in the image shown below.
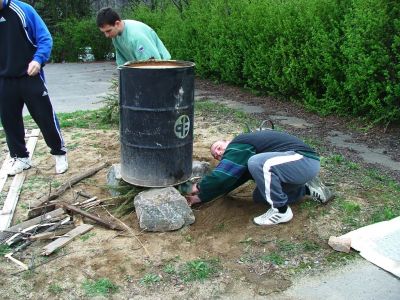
[305,176,334,204]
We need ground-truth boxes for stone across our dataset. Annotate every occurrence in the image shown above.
[328,236,352,253]
[134,187,195,232]
[192,160,211,178]
[106,163,123,196]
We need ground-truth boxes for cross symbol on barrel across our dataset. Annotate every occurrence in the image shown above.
[174,115,190,139]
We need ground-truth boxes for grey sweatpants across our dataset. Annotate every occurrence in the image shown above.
[248,151,320,208]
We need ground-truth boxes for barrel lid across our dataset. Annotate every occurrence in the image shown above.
[119,60,195,70]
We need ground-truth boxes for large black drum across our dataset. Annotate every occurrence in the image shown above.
[118,60,195,187]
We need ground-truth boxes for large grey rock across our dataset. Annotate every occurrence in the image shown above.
[134,187,195,232]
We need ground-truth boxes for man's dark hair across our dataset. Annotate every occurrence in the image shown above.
[96,7,121,27]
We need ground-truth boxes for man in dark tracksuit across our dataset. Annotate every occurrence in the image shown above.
[185,130,333,226]
[0,0,68,175]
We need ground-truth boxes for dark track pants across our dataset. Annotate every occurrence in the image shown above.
[248,151,320,208]
[0,75,66,158]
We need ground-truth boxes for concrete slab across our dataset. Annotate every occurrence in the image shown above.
[273,259,400,300]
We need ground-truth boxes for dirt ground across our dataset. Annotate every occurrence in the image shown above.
[0,78,399,299]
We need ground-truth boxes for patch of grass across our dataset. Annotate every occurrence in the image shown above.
[276,239,299,253]
[180,258,220,282]
[239,237,255,245]
[80,232,96,242]
[302,240,321,252]
[140,273,161,286]
[214,222,226,231]
[325,154,345,165]
[261,253,285,265]
[184,234,194,243]
[163,263,176,274]
[0,244,11,256]
[48,283,63,295]
[82,278,118,296]
[26,109,117,130]
[371,206,399,223]
[340,200,361,214]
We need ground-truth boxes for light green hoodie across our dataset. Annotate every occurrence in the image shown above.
[112,20,171,66]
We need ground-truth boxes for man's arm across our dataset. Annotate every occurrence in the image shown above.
[196,144,256,203]
[24,5,52,66]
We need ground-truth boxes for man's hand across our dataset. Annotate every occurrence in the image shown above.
[185,195,201,206]
[190,183,199,195]
[27,61,41,76]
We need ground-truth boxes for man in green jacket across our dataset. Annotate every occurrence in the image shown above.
[186,130,334,226]
[96,7,171,66]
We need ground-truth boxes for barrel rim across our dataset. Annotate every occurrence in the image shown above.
[118,59,195,70]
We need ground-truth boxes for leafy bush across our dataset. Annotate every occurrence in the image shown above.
[52,18,113,62]
[49,0,400,124]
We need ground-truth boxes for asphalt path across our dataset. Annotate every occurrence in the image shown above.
[24,61,117,115]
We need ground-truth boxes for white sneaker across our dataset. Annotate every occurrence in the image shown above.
[253,207,293,226]
[55,155,68,174]
[7,157,31,176]
[305,176,334,204]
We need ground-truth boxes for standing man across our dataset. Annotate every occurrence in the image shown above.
[185,130,334,226]
[96,7,171,66]
[0,0,68,175]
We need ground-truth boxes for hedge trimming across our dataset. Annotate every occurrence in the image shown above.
[51,0,400,124]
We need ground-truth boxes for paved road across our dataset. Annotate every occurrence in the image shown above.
[39,62,400,298]
[24,61,117,115]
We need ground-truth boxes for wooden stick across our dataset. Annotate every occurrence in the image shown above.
[103,209,151,258]
[29,162,109,209]
[62,203,123,231]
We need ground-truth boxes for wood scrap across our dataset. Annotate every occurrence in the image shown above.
[27,203,57,219]
[42,224,93,256]
[29,162,109,209]
[62,203,123,231]
[4,252,29,270]
[0,208,65,243]
[29,227,73,241]
[0,129,40,230]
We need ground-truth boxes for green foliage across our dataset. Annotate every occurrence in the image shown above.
[181,259,220,282]
[261,253,285,265]
[140,273,161,285]
[52,18,113,62]
[126,0,400,124]
[48,283,63,295]
[82,278,118,296]
[0,244,11,256]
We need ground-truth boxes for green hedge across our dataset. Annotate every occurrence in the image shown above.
[51,18,113,62]
[51,0,400,124]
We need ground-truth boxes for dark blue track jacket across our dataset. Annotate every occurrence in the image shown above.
[0,0,52,78]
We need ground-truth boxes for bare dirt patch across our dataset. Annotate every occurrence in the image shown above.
[1,79,399,299]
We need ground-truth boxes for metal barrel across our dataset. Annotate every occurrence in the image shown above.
[118,60,195,187]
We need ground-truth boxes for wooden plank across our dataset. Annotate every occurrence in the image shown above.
[42,224,93,256]
[0,130,28,194]
[2,208,64,233]
[0,153,11,195]
[0,129,40,230]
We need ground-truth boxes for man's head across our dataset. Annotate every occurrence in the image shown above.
[96,7,124,38]
[210,140,230,161]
